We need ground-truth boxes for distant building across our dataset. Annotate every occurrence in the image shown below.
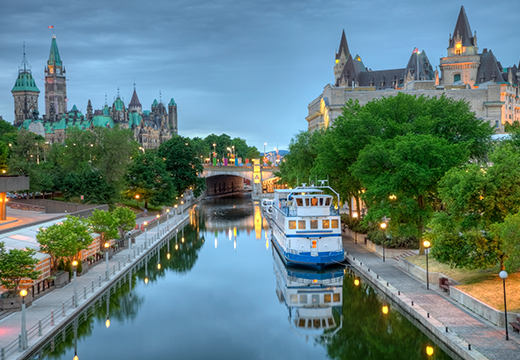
[307,6,519,133]
[12,36,178,148]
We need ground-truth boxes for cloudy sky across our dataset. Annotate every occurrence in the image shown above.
[1,0,518,151]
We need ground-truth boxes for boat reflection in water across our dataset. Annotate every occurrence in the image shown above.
[272,243,343,337]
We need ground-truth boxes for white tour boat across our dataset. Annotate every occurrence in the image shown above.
[266,183,345,268]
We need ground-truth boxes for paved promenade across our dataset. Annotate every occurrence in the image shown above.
[0,211,189,360]
[342,234,520,360]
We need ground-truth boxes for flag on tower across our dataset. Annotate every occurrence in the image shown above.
[48,25,54,29]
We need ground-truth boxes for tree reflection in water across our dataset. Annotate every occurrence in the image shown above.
[320,271,455,360]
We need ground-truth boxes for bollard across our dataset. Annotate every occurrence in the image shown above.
[353,257,355,260]
[113,265,116,275]
[18,334,21,352]
[38,320,42,336]
[377,275,379,279]
[84,285,87,299]
[72,295,75,308]
[2,347,5,360]
[62,302,65,316]
[427,313,430,318]
[128,254,131,263]
[360,262,362,266]
[51,311,54,326]
[411,301,414,306]
[468,344,471,350]
[386,282,389,287]
[446,327,449,333]
[123,257,126,267]
[398,291,400,295]
[99,275,102,287]
[368,268,370,272]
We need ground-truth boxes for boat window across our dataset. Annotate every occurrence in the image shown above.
[288,220,296,229]
[313,319,321,328]
[298,220,306,229]
[322,319,327,327]
[300,294,307,304]
[296,198,303,206]
[322,220,330,229]
[319,197,324,206]
[305,198,310,206]
[327,318,334,326]
[326,198,331,206]
[310,220,318,229]
[311,197,318,206]
[324,294,331,303]
[331,219,339,229]
[312,294,319,305]
[290,294,298,303]
[298,319,305,328]
[333,293,341,302]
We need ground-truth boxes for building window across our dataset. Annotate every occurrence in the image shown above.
[495,120,499,128]
[454,74,461,82]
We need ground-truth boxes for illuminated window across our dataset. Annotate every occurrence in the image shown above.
[333,293,340,302]
[323,220,330,229]
[311,198,318,206]
[454,73,461,82]
[288,220,296,229]
[300,294,307,304]
[298,220,306,229]
[312,294,319,304]
[313,319,320,328]
[296,198,303,206]
[331,220,339,228]
[290,294,298,303]
[310,220,318,229]
[324,294,331,303]
[298,319,305,327]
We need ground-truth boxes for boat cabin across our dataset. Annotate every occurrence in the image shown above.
[274,189,334,217]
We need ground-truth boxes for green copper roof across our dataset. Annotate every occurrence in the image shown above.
[92,115,114,128]
[48,36,62,66]
[143,110,150,116]
[128,112,142,127]
[53,116,67,130]
[71,104,78,112]
[103,105,110,116]
[12,71,40,93]
[113,97,125,112]
[169,98,177,106]
[152,99,158,107]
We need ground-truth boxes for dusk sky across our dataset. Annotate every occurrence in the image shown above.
[1,0,518,151]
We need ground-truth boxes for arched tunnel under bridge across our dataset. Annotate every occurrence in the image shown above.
[204,174,246,197]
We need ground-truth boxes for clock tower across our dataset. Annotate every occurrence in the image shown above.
[45,35,67,119]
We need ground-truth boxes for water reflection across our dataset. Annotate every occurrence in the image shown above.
[272,245,344,338]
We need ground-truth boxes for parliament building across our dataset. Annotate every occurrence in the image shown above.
[11,36,178,149]
[307,6,519,134]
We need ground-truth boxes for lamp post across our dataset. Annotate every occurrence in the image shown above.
[104,242,110,280]
[72,260,78,307]
[166,208,170,230]
[499,270,509,340]
[352,212,358,244]
[380,222,387,262]
[135,194,140,208]
[423,240,431,290]
[181,201,184,217]
[20,289,28,350]
[144,221,148,248]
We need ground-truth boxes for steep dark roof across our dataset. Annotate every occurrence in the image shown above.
[336,54,367,86]
[476,50,503,84]
[358,69,405,89]
[48,36,62,66]
[336,30,350,60]
[450,6,475,47]
[129,88,142,108]
[404,50,435,81]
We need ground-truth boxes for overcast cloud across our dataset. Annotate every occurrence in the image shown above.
[1,0,518,151]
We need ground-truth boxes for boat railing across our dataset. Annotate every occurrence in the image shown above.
[279,205,298,217]
[288,275,343,285]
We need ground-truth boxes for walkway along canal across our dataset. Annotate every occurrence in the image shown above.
[5,196,472,359]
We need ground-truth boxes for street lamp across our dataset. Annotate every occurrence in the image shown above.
[181,201,184,217]
[144,221,148,249]
[382,305,389,315]
[135,194,140,208]
[20,289,28,350]
[72,260,78,307]
[423,240,431,290]
[104,242,110,280]
[499,270,509,340]
[166,208,170,230]
[380,222,387,262]
[426,346,434,357]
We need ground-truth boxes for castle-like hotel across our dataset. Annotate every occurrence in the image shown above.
[307,6,519,133]
[11,36,178,149]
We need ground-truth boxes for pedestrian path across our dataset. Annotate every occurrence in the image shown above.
[342,234,520,360]
[0,211,189,360]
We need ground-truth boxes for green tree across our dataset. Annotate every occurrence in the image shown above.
[0,242,40,294]
[62,167,117,204]
[158,136,206,198]
[112,206,137,239]
[429,144,520,270]
[125,150,175,209]
[88,209,119,245]
[491,212,520,273]
[36,216,93,272]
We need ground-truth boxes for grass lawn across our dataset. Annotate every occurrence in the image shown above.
[406,255,520,312]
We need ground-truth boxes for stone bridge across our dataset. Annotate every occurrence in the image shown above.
[202,166,278,199]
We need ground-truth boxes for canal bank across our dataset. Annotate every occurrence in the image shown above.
[0,210,190,360]
[342,234,520,360]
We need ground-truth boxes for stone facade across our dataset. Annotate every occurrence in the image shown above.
[308,6,519,133]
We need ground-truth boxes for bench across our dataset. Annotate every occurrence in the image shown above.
[510,316,520,333]
[439,277,450,292]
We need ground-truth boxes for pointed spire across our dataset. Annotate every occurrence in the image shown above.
[129,87,142,109]
[451,6,475,47]
[336,30,350,60]
[48,35,62,66]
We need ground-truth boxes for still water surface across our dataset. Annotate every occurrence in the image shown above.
[33,195,453,360]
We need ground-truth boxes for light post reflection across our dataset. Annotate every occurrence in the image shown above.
[105,292,110,328]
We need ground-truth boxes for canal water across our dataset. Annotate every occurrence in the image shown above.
[31,195,454,360]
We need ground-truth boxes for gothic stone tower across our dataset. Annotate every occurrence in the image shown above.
[439,6,480,87]
[334,30,350,86]
[12,46,40,127]
[45,35,67,119]
[168,98,178,135]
